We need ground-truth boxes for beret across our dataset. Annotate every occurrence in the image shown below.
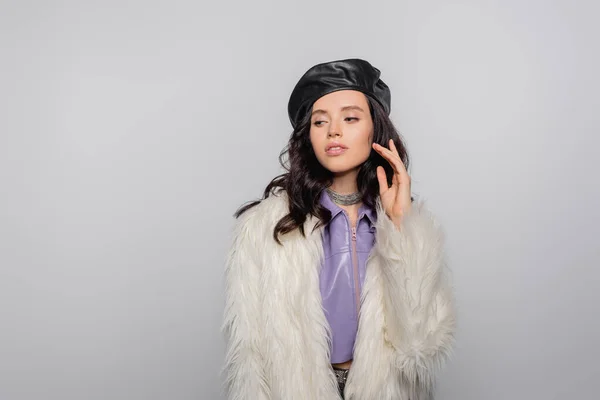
[287,58,391,128]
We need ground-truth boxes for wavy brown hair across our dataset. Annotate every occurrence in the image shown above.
[234,94,411,244]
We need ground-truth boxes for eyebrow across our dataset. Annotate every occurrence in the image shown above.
[311,105,365,116]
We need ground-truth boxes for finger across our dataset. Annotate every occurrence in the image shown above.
[372,143,399,164]
[388,140,409,175]
[373,142,401,163]
[389,139,400,158]
[373,143,404,177]
[378,141,410,184]
[376,165,388,196]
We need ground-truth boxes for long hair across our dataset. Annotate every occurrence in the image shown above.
[234,94,411,244]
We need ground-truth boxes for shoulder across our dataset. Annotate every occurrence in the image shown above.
[244,189,289,223]
[234,189,290,240]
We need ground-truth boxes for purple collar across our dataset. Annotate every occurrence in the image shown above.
[319,190,376,226]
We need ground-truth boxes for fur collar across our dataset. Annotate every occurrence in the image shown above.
[223,189,456,400]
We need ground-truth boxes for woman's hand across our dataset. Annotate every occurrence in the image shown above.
[372,139,412,229]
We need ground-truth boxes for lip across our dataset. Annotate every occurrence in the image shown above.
[325,142,348,156]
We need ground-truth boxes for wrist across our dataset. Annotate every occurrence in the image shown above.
[389,215,404,230]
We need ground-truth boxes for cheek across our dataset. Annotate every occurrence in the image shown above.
[362,123,375,152]
[309,130,323,156]
[350,127,373,154]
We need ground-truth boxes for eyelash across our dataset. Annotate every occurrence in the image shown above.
[313,117,359,126]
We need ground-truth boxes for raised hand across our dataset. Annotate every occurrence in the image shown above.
[372,139,412,229]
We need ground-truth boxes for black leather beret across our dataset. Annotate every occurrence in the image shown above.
[287,58,391,128]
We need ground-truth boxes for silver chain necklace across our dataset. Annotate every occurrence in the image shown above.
[325,187,362,205]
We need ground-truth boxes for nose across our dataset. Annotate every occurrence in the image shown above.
[327,120,342,138]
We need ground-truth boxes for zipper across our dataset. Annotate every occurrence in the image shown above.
[351,225,360,316]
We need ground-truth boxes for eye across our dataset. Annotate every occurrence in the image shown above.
[345,117,359,122]
[313,120,326,127]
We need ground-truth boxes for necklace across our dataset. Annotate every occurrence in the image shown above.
[325,187,362,205]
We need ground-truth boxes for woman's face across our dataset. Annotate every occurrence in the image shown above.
[309,90,374,175]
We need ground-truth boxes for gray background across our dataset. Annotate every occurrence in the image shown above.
[1,0,599,399]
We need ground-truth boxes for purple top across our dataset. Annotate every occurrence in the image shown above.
[318,190,377,364]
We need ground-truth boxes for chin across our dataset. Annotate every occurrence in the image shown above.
[321,161,361,174]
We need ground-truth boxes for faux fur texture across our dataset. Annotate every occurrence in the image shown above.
[222,190,456,400]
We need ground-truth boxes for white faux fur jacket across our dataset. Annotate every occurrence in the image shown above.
[222,190,456,400]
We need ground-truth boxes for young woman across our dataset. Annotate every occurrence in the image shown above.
[222,59,456,400]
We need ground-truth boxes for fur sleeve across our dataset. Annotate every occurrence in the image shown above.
[372,198,456,393]
[221,206,271,400]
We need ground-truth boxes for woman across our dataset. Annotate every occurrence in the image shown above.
[222,58,456,400]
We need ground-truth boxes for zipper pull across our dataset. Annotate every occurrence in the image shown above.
[351,226,357,241]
